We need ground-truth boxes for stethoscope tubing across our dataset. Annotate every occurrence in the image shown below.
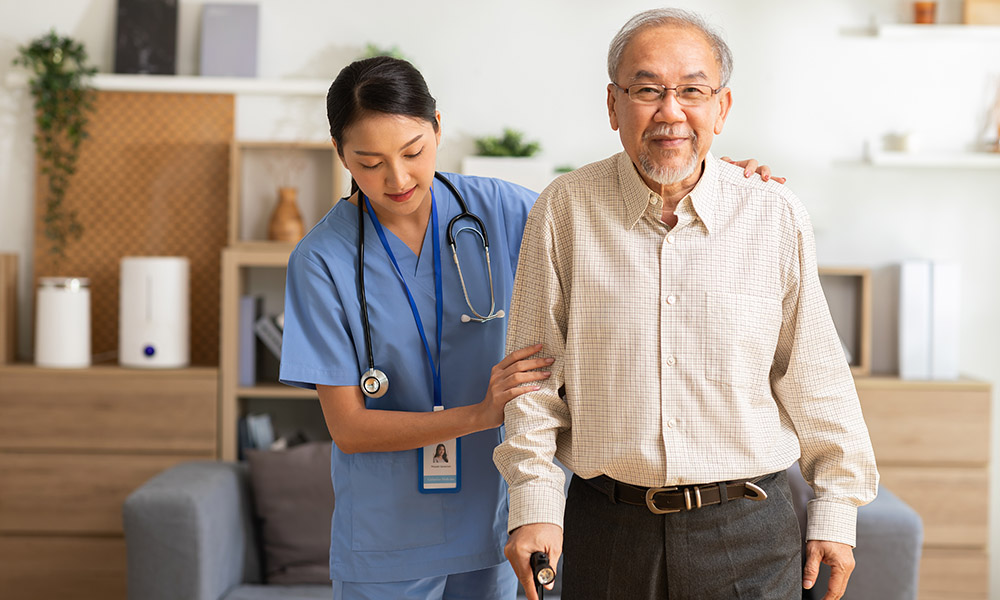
[356,172,500,398]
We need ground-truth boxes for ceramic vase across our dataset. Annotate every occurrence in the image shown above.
[268,187,305,243]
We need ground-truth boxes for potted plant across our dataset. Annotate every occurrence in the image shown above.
[461,128,555,192]
[13,30,96,257]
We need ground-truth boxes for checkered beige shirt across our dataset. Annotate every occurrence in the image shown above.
[494,151,878,546]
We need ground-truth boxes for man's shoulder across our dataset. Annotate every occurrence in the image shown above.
[712,157,810,226]
[532,154,621,212]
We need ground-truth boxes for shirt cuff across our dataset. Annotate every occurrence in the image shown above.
[508,482,566,533]
[805,498,859,547]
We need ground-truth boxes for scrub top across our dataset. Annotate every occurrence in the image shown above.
[279,173,537,583]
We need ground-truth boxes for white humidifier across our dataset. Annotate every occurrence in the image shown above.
[119,256,190,368]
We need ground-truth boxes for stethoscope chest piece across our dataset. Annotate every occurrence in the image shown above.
[360,367,389,398]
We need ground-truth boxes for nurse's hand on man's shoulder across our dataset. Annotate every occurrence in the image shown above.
[720,156,787,184]
[478,343,553,429]
[505,523,563,600]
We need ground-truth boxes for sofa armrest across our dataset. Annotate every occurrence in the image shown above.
[123,461,261,600]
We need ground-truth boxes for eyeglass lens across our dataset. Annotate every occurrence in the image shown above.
[627,83,714,106]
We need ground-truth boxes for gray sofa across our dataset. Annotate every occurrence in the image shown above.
[123,461,330,600]
[124,461,921,600]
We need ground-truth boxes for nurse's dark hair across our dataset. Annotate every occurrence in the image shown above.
[327,56,438,158]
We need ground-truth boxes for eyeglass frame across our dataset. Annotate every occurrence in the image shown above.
[610,81,726,106]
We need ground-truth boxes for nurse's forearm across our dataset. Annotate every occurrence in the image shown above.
[317,384,496,453]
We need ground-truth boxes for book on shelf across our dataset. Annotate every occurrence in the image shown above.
[238,295,263,387]
[238,412,276,459]
[255,313,283,360]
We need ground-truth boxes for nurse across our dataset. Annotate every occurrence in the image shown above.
[279,56,779,600]
[280,56,547,600]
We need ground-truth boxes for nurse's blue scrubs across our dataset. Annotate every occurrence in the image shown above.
[279,173,536,596]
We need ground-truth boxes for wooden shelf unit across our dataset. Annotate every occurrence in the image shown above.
[818,267,872,376]
[228,139,346,247]
[0,365,218,600]
[219,245,320,460]
[855,376,991,600]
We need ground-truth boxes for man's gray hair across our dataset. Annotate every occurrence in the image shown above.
[607,8,734,87]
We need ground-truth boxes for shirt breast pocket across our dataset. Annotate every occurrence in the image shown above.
[705,292,783,390]
[349,452,446,552]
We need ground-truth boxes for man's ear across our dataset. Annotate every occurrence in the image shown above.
[714,88,733,135]
[607,84,620,132]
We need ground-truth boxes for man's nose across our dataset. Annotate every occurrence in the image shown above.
[654,90,687,122]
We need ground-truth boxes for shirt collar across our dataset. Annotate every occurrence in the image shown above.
[686,151,718,234]
[617,151,719,234]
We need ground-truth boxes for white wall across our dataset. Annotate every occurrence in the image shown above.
[1,0,999,595]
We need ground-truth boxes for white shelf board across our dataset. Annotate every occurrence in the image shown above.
[868,150,1000,168]
[875,24,1000,39]
[5,71,329,96]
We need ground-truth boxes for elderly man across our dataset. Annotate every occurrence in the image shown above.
[494,8,878,600]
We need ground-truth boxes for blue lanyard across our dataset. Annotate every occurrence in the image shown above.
[363,188,444,409]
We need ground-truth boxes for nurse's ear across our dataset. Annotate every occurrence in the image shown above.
[332,138,348,170]
[433,111,442,146]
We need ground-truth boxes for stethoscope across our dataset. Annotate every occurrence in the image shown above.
[358,172,503,399]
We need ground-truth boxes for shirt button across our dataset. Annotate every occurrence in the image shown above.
[667,418,677,429]
[666,355,676,366]
[666,234,676,244]
[649,196,657,205]
[666,295,677,305]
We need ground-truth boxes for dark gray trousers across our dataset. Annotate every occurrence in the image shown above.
[561,470,801,600]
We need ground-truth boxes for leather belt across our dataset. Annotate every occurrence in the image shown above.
[591,474,769,515]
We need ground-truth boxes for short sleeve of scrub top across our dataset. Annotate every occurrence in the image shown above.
[278,173,536,583]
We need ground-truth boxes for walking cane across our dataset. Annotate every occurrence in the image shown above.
[530,551,556,599]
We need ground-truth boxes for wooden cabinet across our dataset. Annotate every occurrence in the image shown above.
[856,377,991,600]
[0,365,217,600]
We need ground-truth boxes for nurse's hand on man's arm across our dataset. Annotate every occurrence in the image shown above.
[478,344,554,429]
[720,156,787,184]
[505,523,563,600]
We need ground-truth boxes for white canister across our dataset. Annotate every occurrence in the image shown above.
[35,277,91,368]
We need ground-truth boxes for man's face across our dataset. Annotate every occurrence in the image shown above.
[607,25,732,190]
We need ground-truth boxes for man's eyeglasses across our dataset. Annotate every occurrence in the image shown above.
[611,82,723,106]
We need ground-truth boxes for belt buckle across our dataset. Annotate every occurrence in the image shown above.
[644,486,681,514]
[744,481,768,501]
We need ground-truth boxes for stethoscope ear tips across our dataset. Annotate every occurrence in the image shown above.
[360,368,389,398]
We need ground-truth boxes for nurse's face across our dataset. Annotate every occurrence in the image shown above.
[337,112,441,223]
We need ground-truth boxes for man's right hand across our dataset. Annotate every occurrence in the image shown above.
[505,523,563,600]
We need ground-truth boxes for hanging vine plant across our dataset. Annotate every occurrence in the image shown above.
[13,29,97,257]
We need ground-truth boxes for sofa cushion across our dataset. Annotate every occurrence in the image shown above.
[245,441,334,585]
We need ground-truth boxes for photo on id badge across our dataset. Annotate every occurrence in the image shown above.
[419,437,461,493]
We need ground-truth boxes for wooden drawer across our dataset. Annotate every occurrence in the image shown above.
[856,379,989,465]
[878,466,988,548]
[918,547,988,599]
[0,452,210,534]
[0,534,126,599]
[0,365,217,453]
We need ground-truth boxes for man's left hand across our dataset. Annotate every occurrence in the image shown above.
[803,540,855,600]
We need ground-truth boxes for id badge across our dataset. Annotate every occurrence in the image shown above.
[418,409,461,494]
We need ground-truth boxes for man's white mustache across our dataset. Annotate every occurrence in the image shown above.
[643,126,694,141]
